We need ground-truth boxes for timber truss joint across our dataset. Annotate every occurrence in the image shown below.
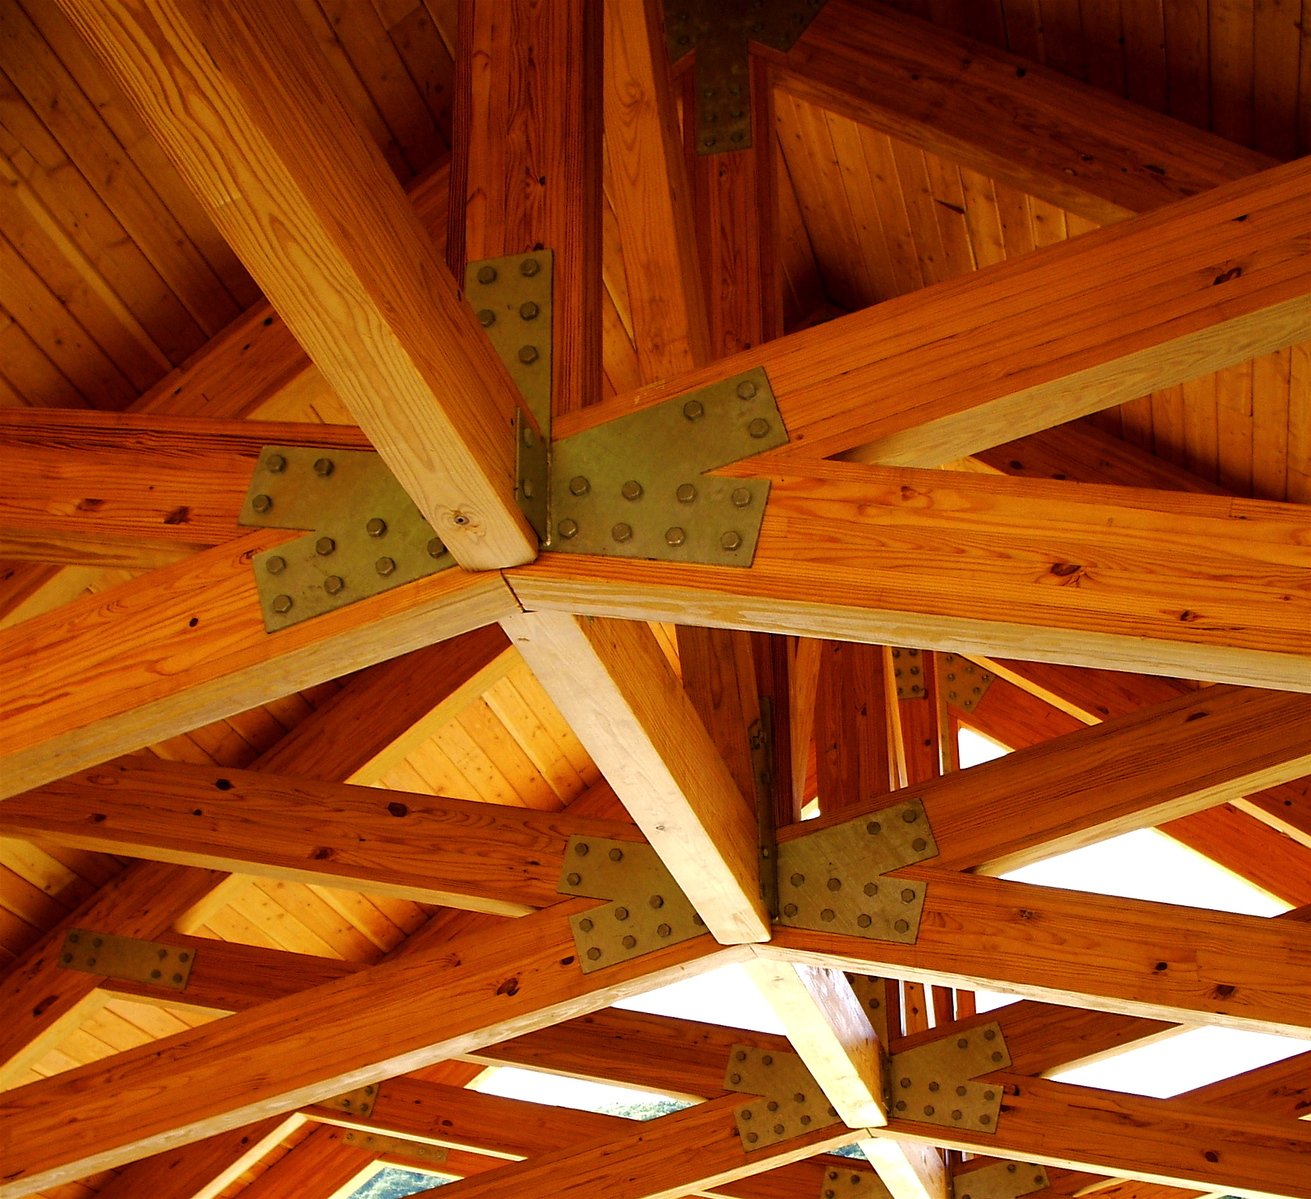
[725,1044,843,1150]
[887,1020,1012,1133]
[58,929,195,992]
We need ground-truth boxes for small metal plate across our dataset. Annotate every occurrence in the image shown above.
[58,929,195,991]
[239,446,453,631]
[725,1045,842,1151]
[323,1084,380,1118]
[550,367,785,565]
[342,1129,448,1167]
[888,1021,1011,1133]
[890,648,926,700]
[940,655,996,713]
[847,975,890,1045]
[953,1160,1049,1199]
[776,798,938,941]
[558,837,706,973]
[819,1165,893,1197]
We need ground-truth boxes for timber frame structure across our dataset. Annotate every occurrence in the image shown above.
[0,2,1309,1198]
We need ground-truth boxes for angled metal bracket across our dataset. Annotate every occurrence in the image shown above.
[776,797,938,942]
[940,655,996,713]
[322,1084,380,1119]
[888,1020,1011,1133]
[665,0,828,154]
[464,251,552,538]
[341,1129,448,1167]
[818,1166,892,1197]
[58,929,195,991]
[751,697,780,917]
[952,1160,1049,1199]
[550,367,785,564]
[890,648,926,700]
[239,446,453,630]
[557,836,706,972]
[725,1044,842,1151]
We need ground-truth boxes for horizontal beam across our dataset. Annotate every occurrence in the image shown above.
[557,157,1311,468]
[765,870,1311,1037]
[508,463,1311,691]
[0,531,518,798]
[771,0,1271,223]
[0,903,745,1196]
[0,758,641,913]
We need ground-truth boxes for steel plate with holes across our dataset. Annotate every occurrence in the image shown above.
[239,446,452,631]
[890,647,926,700]
[550,367,785,565]
[887,1021,1011,1133]
[941,654,996,712]
[58,929,195,991]
[817,1165,893,1196]
[341,1129,448,1166]
[724,1045,841,1151]
[557,836,706,972]
[953,1160,1050,1199]
[323,1084,379,1118]
[848,975,891,1044]
[775,798,938,941]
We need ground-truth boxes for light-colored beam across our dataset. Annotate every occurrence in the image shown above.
[59,0,535,567]
[555,157,1311,470]
[771,0,1271,223]
[0,903,744,1197]
[0,532,517,798]
[508,462,1311,691]
[0,758,642,913]
[501,611,770,944]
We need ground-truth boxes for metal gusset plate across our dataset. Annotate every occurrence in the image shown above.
[890,647,926,700]
[952,1160,1049,1199]
[724,1045,842,1151]
[58,929,195,991]
[341,1129,448,1167]
[240,446,453,631]
[940,654,996,712]
[558,836,706,972]
[818,1165,894,1197]
[888,1021,1011,1133]
[776,798,938,942]
[550,367,785,565]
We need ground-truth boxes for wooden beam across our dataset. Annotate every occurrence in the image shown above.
[0,531,516,798]
[508,462,1311,691]
[448,0,601,416]
[59,0,535,567]
[501,611,770,944]
[0,758,642,913]
[770,0,1272,224]
[555,157,1311,470]
[765,870,1311,1037]
[0,409,369,568]
[815,642,894,808]
[0,903,745,1196]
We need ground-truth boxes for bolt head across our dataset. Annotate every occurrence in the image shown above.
[266,555,286,575]
[252,493,273,514]
[621,480,643,501]
[375,556,396,577]
[316,536,336,556]
[427,537,446,558]
[519,257,540,277]
[736,379,757,400]
[557,518,579,540]
[731,487,752,508]
[521,477,535,499]
[476,264,497,284]
[675,482,697,504]
[323,575,345,595]
[748,417,771,438]
[683,399,704,421]
[612,522,633,543]
[720,530,743,552]
[272,594,293,614]
[568,475,590,497]
[476,308,496,327]
[665,526,686,547]
[313,457,334,477]
[518,344,539,364]
[366,518,387,538]
[519,300,540,320]
[265,453,286,473]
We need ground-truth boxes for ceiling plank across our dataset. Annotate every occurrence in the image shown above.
[502,610,771,944]
[0,531,516,798]
[57,0,535,567]
[770,0,1272,224]
[508,462,1311,691]
[555,157,1311,470]
[766,871,1311,1037]
[0,902,745,1196]
[0,757,643,914]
